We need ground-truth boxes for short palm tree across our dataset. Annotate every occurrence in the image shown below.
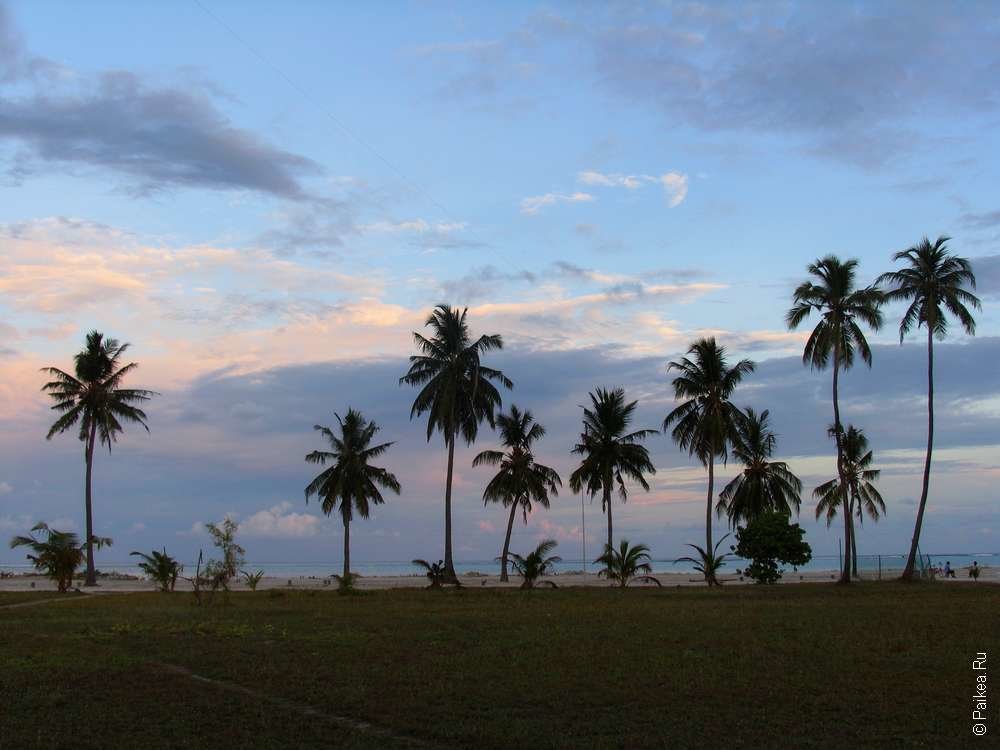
[876,236,980,580]
[786,256,883,583]
[10,522,112,592]
[595,539,661,588]
[675,536,730,584]
[508,538,561,589]
[569,388,657,553]
[412,558,448,589]
[400,305,512,583]
[664,338,754,585]
[130,548,182,592]
[41,331,156,586]
[814,425,885,579]
[717,408,802,527]
[473,406,561,582]
[305,408,401,582]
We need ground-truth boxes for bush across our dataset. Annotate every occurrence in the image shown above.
[733,512,811,584]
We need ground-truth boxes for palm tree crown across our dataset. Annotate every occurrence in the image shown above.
[569,388,656,552]
[814,425,885,526]
[717,408,802,527]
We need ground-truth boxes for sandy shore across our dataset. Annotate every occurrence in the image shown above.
[1,566,994,592]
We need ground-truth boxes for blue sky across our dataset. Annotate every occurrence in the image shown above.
[0,1,997,568]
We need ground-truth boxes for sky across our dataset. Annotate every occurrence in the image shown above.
[0,0,998,569]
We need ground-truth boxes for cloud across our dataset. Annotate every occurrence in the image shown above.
[241,502,324,539]
[0,481,11,495]
[969,255,1000,298]
[520,191,594,215]
[576,170,689,207]
[961,211,1000,231]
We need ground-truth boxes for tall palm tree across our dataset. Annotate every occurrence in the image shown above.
[814,425,885,578]
[876,236,980,581]
[664,338,754,584]
[400,305,512,583]
[786,256,883,583]
[717,407,802,527]
[305,408,401,581]
[569,388,656,553]
[41,331,155,586]
[473,406,561,582]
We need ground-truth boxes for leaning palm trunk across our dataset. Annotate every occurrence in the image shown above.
[443,433,459,584]
[84,422,98,586]
[499,501,517,582]
[832,342,852,584]
[902,327,934,580]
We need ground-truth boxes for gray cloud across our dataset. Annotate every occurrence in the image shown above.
[970,255,1000,298]
[961,210,1000,231]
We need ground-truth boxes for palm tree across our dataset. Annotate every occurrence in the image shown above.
[569,388,657,553]
[507,538,561,589]
[664,338,754,585]
[876,237,980,581]
[41,331,156,586]
[814,425,885,579]
[412,558,448,589]
[10,522,112,592]
[130,548,182,592]
[786,256,883,583]
[595,539,661,587]
[400,305,512,583]
[473,406,561,582]
[717,408,802,527]
[305,408,401,582]
[675,536,730,584]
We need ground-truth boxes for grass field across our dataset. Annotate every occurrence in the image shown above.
[1,583,996,749]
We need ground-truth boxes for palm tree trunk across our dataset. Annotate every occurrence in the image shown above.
[850,507,858,578]
[499,501,517,583]
[84,421,98,587]
[902,328,934,581]
[832,343,851,585]
[443,433,459,584]
[343,516,351,581]
[604,484,613,553]
[706,453,716,586]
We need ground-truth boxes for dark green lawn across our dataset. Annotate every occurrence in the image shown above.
[1,583,996,749]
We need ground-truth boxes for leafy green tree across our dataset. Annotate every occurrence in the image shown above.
[400,305,512,583]
[508,539,561,589]
[473,405,561,582]
[733,512,812,584]
[717,408,802,527]
[664,338,754,584]
[305,408,401,583]
[10,522,112,592]
[675,537,730,584]
[570,388,656,554]
[203,517,245,592]
[595,539,661,588]
[876,236,980,581]
[786,256,883,584]
[130,548,182,592]
[41,331,155,586]
[412,558,447,589]
[814,425,884,578]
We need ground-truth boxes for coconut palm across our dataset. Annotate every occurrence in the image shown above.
[473,406,561,582]
[412,558,447,589]
[569,388,657,553]
[876,237,980,581]
[814,425,885,579]
[130,548,182,592]
[507,538,561,589]
[41,331,156,586]
[664,338,754,585]
[675,536,730,584]
[400,305,512,583]
[786,256,883,583]
[10,522,112,592]
[717,408,802,527]
[305,408,401,582]
[595,539,661,588]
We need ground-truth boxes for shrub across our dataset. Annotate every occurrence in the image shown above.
[131,548,182,592]
[733,512,812,584]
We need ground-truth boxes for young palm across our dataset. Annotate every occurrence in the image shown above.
[507,538,561,589]
[130,548,182,592]
[664,338,754,585]
[400,305,512,583]
[10,522,112,592]
[41,331,156,586]
[305,409,401,582]
[595,539,661,588]
[814,425,885,578]
[675,536,730,584]
[412,559,447,589]
[876,237,980,580]
[786,256,883,583]
[569,388,657,553]
[717,408,802,527]
[473,406,561,582]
